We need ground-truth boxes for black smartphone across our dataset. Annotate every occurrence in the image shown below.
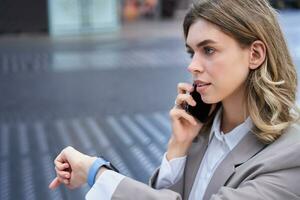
[185,83,212,123]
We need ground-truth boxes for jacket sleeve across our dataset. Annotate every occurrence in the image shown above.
[210,167,300,200]
[111,177,182,200]
[111,167,184,200]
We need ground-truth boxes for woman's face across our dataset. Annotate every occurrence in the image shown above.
[186,19,251,104]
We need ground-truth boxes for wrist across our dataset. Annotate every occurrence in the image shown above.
[166,137,191,161]
[83,156,98,182]
[95,166,109,181]
[87,157,118,187]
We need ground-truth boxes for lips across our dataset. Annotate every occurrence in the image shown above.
[194,80,211,87]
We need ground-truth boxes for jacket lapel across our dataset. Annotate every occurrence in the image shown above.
[183,131,210,200]
[202,131,266,200]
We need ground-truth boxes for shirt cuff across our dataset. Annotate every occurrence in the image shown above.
[155,152,187,189]
[86,170,125,200]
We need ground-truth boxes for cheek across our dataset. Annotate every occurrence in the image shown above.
[205,57,229,83]
[206,55,249,96]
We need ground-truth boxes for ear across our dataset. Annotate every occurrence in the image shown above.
[249,40,266,70]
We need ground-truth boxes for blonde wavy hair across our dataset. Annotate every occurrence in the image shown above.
[184,0,300,143]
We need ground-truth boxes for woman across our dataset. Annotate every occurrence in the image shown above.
[49,0,300,199]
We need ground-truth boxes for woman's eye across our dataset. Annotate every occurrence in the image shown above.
[187,51,194,58]
[204,47,215,55]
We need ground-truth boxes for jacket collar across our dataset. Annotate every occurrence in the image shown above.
[184,130,266,200]
[184,131,210,200]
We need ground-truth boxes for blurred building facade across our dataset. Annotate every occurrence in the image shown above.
[48,0,119,36]
[0,0,191,36]
[0,0,299,36]
[0,0,48,34]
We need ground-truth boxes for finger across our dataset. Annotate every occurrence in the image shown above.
[175,93,196,107]
[55,167,71,179]
[56,176,70,185]
[55,151,65,163]
[63,179,70,185]
[55,168,71,181]
[49,177,61,190]
[54,160,69,171]
[170,108,198,125]
[177,83,193,94]
[55,146,73,164]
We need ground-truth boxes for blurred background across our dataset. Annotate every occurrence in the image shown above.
[0,0,299,199]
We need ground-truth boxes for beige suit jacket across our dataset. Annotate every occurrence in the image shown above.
[111,123,300,200]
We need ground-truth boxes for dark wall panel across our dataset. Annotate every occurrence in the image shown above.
[0,0,48,34]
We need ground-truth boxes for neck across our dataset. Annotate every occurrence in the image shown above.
[221,87,249,134]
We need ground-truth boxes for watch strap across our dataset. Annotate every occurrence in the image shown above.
[87,157,110,187]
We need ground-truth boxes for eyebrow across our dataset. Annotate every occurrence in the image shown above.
[185,39,217,49]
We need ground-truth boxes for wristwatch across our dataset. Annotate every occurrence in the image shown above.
[87,157,119,187]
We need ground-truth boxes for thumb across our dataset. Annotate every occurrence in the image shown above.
[49,177,61,190]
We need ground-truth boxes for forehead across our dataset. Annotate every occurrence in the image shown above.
[186,19,228,46]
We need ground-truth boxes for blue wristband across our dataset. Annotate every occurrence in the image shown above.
[87,157,110,187]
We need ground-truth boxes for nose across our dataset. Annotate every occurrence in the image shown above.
[187,54,204,74]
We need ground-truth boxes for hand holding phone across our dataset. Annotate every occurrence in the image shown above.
[185,83,212,123]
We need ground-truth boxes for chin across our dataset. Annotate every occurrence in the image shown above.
[201,95,220,104]
[201,96,212,104]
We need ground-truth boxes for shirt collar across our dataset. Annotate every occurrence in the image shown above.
[209,107,253,150]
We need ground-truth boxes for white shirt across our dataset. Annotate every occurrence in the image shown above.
[86,108,253,200]
[156,108,253,200]
[86,170,125,200]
